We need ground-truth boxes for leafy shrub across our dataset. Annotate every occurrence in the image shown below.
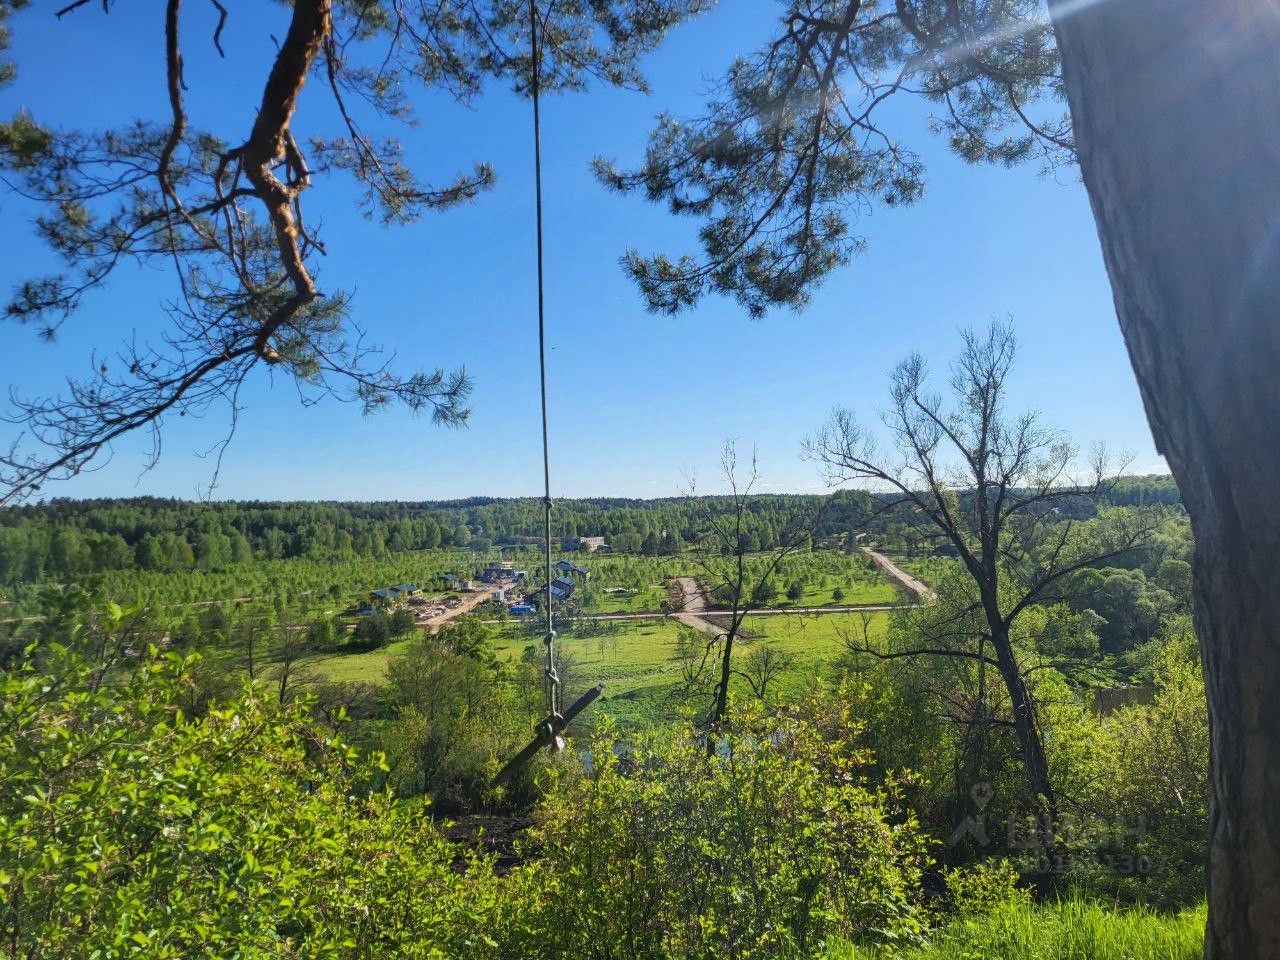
[0,645,501,957]
[379,629,542,809]
[939,861,1028,919]
[504,696,933,959]
[1046,631,1209,906]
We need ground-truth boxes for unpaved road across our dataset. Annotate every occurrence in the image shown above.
[571,603,906,622]
[862,547,936,602]
[418,588,495,630]
[669,576,724,636]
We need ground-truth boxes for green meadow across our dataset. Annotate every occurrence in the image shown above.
[306,609,893,729]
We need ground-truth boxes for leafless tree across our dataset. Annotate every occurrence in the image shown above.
[681,441,818,730]
[310,680,380,731]
[736,642,797,705]
[672,622,715,697]
[806,320,1156,846]
[234,611,278,684]
[273,627,315,705]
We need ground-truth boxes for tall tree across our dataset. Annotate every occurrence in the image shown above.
[0,0,708,500]
[1048,3,1280,954]
[604,2,1278,949]
[806,321,1153,847]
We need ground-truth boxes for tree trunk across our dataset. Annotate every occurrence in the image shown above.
[712,620,738,727]
[1050,2,1280,955]
[990,622,1057,850]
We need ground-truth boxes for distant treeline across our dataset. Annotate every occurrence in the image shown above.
[0,476,1180,587]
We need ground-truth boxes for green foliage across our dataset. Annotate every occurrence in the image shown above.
[379,626,536,807]
[0,596,1207,956]
[751,578,780,606]
[507,697,933,959]
[830,896,1205,960]
[0,490,1209,954]
[939,861,1028,919]
[1046,631,1209,906]
[0,645,501,957]
[1066,566,1178,653]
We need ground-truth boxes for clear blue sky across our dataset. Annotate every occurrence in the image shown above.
[0,2,1162,501]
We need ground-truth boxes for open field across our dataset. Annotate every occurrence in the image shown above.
[888,554,955,587]
[304,609,895,729]
[570,610,890,727]
[303,636,419,684]
[576,550,900,614]
[582,583,670,613]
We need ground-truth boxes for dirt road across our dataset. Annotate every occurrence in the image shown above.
[417,588,495,630]
[669,576,724,636]
[572,603,905,623]
[861,547,936,602]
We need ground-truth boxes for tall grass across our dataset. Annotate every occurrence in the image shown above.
[828,897,1205,960]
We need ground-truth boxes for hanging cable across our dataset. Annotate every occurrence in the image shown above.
[491,1,606,787]
[529,0,560,721]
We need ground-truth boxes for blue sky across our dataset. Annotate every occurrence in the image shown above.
[0,2,1162,501]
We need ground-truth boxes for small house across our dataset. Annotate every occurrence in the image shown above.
[482,563,518,584]
[553,560,590,581]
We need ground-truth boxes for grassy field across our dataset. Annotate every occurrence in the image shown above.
[767,577,898,607]
[574,550,901,614]
[889,554,955,588]
[829,897,1205,960]
[303,636,419,684]
[582,583,669,613]
[501,610,890,728]
[304,609,893,728]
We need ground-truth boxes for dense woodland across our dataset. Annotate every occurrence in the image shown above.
[0,474,1179,583]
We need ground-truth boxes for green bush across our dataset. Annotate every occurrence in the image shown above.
[0,646,501,958]
[504,697,933,959]
[1046,632,1209,906]
[378,629,542,809]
